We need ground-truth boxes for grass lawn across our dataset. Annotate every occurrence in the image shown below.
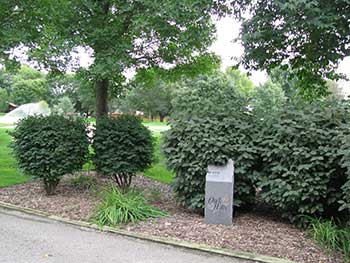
[143,132,175,184]
[142,120,168,126]
[0,129,29,187]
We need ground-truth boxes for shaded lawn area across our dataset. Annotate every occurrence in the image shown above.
[143,131,175,184]
[0,129,29,187]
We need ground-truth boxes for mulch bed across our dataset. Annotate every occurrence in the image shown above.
[0,174,344,263]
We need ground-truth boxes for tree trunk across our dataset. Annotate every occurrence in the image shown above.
[159,113,166,122]
[96,79,109,119]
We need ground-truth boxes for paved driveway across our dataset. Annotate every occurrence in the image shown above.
[0,208,248,263]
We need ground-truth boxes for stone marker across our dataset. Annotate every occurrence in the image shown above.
[205,159,234,225]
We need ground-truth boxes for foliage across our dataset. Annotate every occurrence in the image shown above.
[251,80,287,119]
[93,115,153,190]
[8,66,50,105]
[0,129,29,187]
[306,217,350,262]
[163,74,259,211]
[119,80,172,121]
[339,133,350,214]
[225,68,255,97]
[69,174,97,191]
[10,115,89,195]
[93,187,167,226]
[0,1,232,117]
[0,88,8,112]
[53,96,75,115]
[257,100,350,222]
[237,0,350,98]
[171,74,248,119]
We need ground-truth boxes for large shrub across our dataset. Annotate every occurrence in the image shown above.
[258,100,350,222]
[163,74,260,211]
[93,115,153,191]
[11,115,89,195]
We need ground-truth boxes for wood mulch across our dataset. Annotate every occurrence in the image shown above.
[0,174,344,263]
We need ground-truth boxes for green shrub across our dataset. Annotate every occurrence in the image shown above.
[93,115,153,191]
[70,174,97,190]
[11,115,89,195]
[163,74,259,211]
[258,100,350,222]
[306,217,350,262]
[93,187,167,226]
[339,133,350,214]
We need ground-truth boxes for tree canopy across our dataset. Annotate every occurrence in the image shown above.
[236,0,350,99]
[0,0,232,117]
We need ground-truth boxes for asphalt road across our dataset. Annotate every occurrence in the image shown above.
[0,208,248,263]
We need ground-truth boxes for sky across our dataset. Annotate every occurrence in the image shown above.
[210,17,350,95]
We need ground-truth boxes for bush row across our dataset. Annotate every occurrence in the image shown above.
[11,114,153,195]
[163,75,350,222]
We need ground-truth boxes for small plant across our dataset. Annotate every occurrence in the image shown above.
[93,187,167,226]
[93,115,153,191]
[11,115,89,195]
[70,174,97,191]
[306,217,350,262]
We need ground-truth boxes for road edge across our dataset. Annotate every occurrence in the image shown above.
[0,201,297,263]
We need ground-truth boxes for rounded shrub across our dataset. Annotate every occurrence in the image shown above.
[93,115,153,191]
[11,115,89,195]
[257,100,350,222]
[163,74,260,211]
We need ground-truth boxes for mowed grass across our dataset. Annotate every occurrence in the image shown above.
[0,129,29,187]
[143,131,175,184]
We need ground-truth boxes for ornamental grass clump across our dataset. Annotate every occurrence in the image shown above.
[305,217,350,262]
[11,115,89,195]
[93,187,167,226]
[93,115,153,191]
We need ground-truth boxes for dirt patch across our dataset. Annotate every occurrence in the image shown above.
[0,174,343,263]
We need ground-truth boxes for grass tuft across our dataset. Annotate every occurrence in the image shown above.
[93,187,167,226]
[306,216,350,261]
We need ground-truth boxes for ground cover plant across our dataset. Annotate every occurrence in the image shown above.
[0,129,29,187]
[93,115,153,191]
[93,187,167,226]
[10,115,89,195]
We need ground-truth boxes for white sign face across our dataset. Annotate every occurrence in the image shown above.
[206,159,234,183]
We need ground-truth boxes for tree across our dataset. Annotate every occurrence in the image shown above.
[225,68,254,98]
[8,66,50,105]
[251,80,287,119]
[53,96,75,116]
[1,1,231,118]
[120,80,172,121]
[236,0,350,98]
[0,88,8,112]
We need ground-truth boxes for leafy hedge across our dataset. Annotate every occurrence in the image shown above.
[257,100,350,222]
[163,117,260,210]
[11,115,89,195]
[163,74,259,211]
[93,115,153,190]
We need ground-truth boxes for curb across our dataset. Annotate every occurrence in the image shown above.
[0,201,297,263]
